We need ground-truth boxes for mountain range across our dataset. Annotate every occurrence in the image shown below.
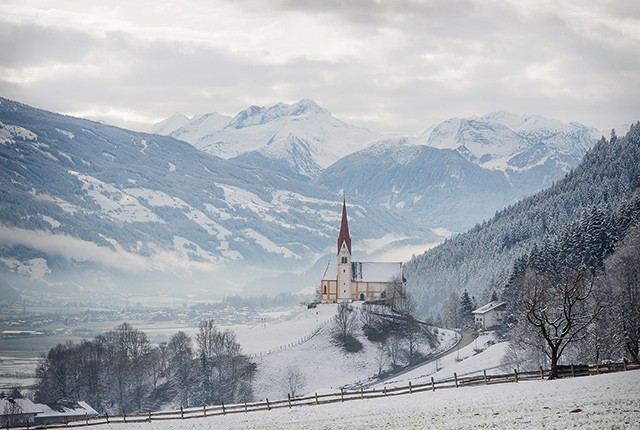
[0,97,601,303]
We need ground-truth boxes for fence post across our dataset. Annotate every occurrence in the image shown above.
[384,386,387,396]
[341,388,345,401]
[148,411,151,422]
[431,377,435,392]
[287,393,292,409]
[595,363,600,374]
[244,402,248,413]
[514,369,519,383]
[222,402,226,415]
[571,365,575,378]
[360,388,364,399]
[105,413,109,424]
[315,393,319,405]
[266,398,271,411]
[123,411,126,423]
[180,406,184,419]
[624,360,628,371]
[483,369,488,385]
[204,405,207,417]
[454,372,458,388]
[540,366,544,380]
[409,381,413,394]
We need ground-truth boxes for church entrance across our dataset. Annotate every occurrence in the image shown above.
[359,293,365,301]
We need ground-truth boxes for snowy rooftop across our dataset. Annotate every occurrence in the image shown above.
[36,401,98,418]
[472,300,506,314]
[0,398,44,415]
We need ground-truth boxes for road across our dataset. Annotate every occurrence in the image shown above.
[356,329,477,389]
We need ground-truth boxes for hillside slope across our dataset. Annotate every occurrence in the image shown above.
[0,98,428,298]
[405,123,640,317]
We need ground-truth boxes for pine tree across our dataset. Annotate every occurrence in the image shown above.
[460,290,475,325]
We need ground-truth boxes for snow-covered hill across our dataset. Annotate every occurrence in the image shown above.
[244,302,458,401]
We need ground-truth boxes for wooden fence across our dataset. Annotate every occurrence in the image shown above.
[10,362,639,430]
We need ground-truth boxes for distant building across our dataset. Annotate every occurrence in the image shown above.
[472,301,507,329]
[0,398,44,427]
[321,198,406,304]
[0,398,99,427]
[34,401,99,425]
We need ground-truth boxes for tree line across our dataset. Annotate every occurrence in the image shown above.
[502,191,640,378]
[34,320,255,414]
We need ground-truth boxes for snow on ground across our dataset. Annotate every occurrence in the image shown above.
[234,304,337,356]
[92,369,640,430]
[375,331,507,389]
[240,303,458,401]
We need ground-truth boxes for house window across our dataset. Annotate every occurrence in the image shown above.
[323,286,327,295]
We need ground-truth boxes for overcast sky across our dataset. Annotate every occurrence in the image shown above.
[1,0,638,134]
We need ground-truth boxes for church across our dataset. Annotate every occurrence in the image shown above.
[320,198,406,303]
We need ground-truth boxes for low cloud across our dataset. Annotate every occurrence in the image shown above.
[0,224,218,273]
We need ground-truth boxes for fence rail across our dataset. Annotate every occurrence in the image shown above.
[9,362,639,430]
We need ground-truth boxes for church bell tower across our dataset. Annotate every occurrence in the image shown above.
[337,197,352,301]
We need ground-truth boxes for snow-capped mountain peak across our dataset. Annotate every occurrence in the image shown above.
[425,112,597,174]
[225,99,328,130]
[157,99,380,176]
[149,112,190,135]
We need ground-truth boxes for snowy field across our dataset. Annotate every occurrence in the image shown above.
[90,370,640,429]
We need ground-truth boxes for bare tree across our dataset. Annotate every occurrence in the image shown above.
[1,399,23,427]
[605,224,640,363]
[168,331,195,407]
[521,267,601,379]
[333,301,357,345]
[385,275,406,312]
[196,319,254,405]
[443,291,461,329]
[374,342,389,377]
[283,365,306,398]
[386,333,403,369]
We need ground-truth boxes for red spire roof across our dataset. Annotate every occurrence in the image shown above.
[337,197,351,255]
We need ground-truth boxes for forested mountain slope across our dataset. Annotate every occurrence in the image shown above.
[405,124,640,318]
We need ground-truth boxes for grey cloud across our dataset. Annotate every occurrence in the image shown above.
[1,1,638,134]
[0,21,98,66]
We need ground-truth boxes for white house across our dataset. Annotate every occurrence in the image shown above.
[472,301,506,329]
[321,198,406,304]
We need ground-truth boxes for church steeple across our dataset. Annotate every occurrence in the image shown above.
[337,196,351,255]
